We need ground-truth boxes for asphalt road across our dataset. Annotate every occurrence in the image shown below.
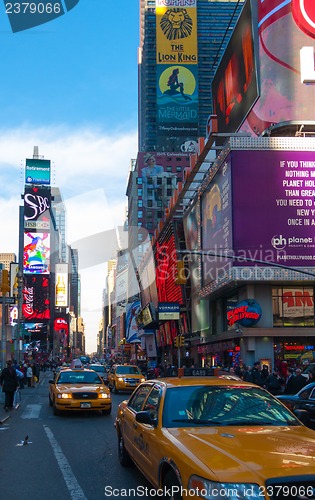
[0,371,152,500]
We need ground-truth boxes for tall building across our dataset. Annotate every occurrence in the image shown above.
[138,0,244,152]
[51,187,67,263]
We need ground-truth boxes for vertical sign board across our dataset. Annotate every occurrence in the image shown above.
[24,186,51,231]
[155,0,199,151]
[55,263,69,308]
[25,159,51,185]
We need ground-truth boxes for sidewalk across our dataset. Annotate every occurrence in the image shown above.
[0,383,38,423]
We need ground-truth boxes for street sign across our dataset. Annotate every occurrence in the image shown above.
[0,297,16,304]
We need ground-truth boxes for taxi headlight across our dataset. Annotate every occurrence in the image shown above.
[188,476,261,500]
[118,377,124,382]
[140,378,146,383]
[57,393,72,399]
[99,393,110,399]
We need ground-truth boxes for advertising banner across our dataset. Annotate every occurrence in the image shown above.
[126,300,141,343]
[24,186,51,231]
[201,159,233,286]
[23,232,50,274]
[155,0,199,150]
[241,0,315,135]
[55,263,69,308]
[25,158,51,185]
[212,0,258,133]
[22,275,50,320]
[231,149,315,266]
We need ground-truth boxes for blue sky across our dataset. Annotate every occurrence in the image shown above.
[0,0,140,352]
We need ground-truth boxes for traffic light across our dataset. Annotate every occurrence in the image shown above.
[175,260,186,285]
[1,269,10,295]
[174,336,179,348]
[179,335,185,347]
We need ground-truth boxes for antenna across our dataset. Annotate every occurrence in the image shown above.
[33,146,39,159]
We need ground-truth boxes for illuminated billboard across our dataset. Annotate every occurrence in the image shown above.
[200,148,315,288]
[201,159,232,286]
[55,263,69,308]
[24,232,50,274]
[25,158,51,185]
[54,316,69,348]
[24,186,51,231]
[212,0,258,133]
[241,0,315,134]
[22,275,50,320]
[155,234,184,304]
[155,0,199,150]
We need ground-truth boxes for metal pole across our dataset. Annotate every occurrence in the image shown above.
[1,298,7,370]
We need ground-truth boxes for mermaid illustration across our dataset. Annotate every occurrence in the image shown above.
[164,68,192,101]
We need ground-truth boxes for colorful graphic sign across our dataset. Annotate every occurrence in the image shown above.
[231,149,315,267]
[24,186,51,230]
[212,0,258,133]
[155,0,199,150]
[227,299,262,327]
[201,159,232,286]
[22,275,50,320]
[241,0,315,135]
[126,300,141,343]
[25,158,51,185]
[54,316,69,348]
[24,232,50,274]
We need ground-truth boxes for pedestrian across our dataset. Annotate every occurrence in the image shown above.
[264,370,283,395]
[261,364,269,384]
[291,368,307,393]
[283,368,295,394]
[26,364,33,387]
[0,360,19,411]
[248,362,264,386]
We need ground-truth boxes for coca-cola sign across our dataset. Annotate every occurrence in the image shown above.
[22,275,50,320]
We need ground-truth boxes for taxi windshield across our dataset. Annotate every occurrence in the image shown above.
[115,366,141,375]
[162,386,299,428]
[57,372,102,384]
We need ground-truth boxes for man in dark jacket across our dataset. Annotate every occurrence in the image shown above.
[0,360,19,411]
[291,368,307,394]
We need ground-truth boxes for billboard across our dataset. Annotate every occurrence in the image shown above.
[241,0,315,135]
[22,275,50,320]
[24,186,51,231]
[212,0,258,133]
[231,149,315,267]
[54,316,69,348]
[55,263,69,308]
[24,232,50,274]
[201,159,233,286]
[155,234,184,304]
[155,0,199,150]
[25,158,51,185]
[126,300,141,343]
[183,200,200,289]
[138,151,184,209]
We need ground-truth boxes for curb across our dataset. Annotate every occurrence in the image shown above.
[0,414,11,424]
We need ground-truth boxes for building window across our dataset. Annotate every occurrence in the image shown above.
[138,211,143,219]
[137,177,143,185]
[138,189,142,196]
[138,200,143,207]
[272,287,314,327]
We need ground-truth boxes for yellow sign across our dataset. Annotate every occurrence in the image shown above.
[156,5,198,65]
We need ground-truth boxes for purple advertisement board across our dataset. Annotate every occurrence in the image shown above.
[231,149,315,266]
[201,159,233,286]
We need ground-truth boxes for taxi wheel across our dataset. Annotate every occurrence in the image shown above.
[163,471,182,500]
[49,395,53,407]
[118,434,131,466]
[53,401,60,416]
[113,383,119,394]
[102,407,112,415]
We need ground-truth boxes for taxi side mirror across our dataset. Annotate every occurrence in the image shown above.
[136,411,157,426]
[49,380,55,384]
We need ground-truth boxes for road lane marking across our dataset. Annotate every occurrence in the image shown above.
[21,404,42,419]
[44,425,87,500]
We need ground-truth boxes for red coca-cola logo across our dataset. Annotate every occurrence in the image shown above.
[292,0,315,38]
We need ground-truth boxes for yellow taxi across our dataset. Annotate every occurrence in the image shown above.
[108,364,145,393]
[115,375,315,500]
[49,368,111,415]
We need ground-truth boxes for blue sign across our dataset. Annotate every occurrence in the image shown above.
[227,299,262,327]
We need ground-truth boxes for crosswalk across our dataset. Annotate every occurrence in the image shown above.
[20,404,42,419]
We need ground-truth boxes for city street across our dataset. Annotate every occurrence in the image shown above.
[0,371,151,500]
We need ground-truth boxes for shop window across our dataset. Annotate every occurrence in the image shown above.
[272,287,314,327]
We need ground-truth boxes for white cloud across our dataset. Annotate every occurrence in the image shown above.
[0,124,138,353]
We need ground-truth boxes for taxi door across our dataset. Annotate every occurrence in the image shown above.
[122,385,152,460]
[131,385,162,486]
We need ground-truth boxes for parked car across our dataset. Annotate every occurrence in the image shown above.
[115,377,315,500]
[49,368,111,416]
[276,381,315,429]
[108,365,145,393]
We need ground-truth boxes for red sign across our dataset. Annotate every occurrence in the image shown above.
[292,0,315,38]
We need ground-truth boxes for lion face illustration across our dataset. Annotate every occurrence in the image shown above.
[160,8,193,41]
